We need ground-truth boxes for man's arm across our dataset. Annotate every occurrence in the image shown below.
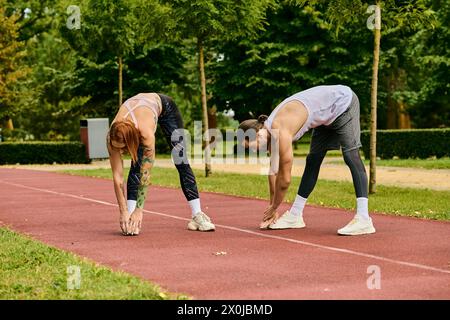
[263,130,293,222]
[271,130,293,209]
[269,174,276,205]
[268,133,280,205]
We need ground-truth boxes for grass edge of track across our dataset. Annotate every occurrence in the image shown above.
[62,167,450,221]
[0,227,189,300]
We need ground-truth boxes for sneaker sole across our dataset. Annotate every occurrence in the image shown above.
[187,223,215,232]
[269,224,306,230]
[337,227,376,236]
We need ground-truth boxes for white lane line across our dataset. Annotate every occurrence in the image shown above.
[1,179,450,275]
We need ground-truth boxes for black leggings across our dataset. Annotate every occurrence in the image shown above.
[127,94,200,202]
[297,148,368,199]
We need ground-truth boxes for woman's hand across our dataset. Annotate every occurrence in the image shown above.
[260,205,279,229]
[128,208,143,235]
[119,210,131,235]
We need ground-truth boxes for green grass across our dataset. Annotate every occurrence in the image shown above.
[63,167,450,221]
[293,143,342,157]
[0,228,187,300]
[362,158,450,170]
[328,157,450,170]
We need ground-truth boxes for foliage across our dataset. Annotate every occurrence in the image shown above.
[0,0,447,143]
[210,2,373,122]
[397,0,449,128]
[0,141,88,164]
[361,129,450,159]
[0,0,29,120]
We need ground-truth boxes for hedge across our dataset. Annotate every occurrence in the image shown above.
[0,141,89,164]
[361,129,450,159]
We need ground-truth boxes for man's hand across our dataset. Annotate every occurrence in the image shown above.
[119,210,131,235]
[128,208,143,235]
[260,205,279,229]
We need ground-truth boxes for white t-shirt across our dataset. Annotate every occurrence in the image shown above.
[264,85,353,141]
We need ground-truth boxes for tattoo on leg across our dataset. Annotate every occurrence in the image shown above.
[136,186,148,209]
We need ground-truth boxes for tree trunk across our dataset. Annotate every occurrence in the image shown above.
[398,101,411,129]
[208,106,217,129]
[6,118,14,130]
[118,56,123,107]
[387,69,411,129]
[198,40,212,177]
[369,3,381,194]
[386,73,397,129]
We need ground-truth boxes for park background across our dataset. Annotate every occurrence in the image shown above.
[0,0,448,140]
[0,0,449,300]
[1,0,449,199]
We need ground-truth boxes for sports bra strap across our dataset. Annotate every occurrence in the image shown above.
[123,97,160,130]
[123,103,139,127]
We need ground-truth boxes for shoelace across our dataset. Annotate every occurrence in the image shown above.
[195,213,211,223]
[271,212,288,225]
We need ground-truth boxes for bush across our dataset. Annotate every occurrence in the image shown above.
[361,129,450,159]
[0,141,89,164]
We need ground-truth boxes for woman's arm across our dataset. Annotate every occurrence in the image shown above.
[108,144,129,233]
[128,133,155,235]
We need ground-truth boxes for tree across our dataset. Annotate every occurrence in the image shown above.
[0,0,29,130]
[398,0,449,128]
[5,0,56,41]
[13,31,90,141]
[62,0,137,107]
[211,2,372,123]
[62,0,170,108]
[168,0,273,176]
[294,0,434,193]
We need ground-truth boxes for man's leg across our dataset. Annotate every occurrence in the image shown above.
[269,127,334,229]
[290,150,328,217]
[291,126,338,218]
[333,91,375,235]
[343,148,369,220]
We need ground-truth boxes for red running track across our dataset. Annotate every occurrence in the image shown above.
[0,168,449,299]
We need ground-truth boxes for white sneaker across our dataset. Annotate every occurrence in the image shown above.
[338,216,376,235]
[187,212,216,232]
[269,211,306,230]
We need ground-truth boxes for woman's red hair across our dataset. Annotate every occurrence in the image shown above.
[108,120,140,163]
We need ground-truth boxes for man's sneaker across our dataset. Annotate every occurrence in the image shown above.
[337,216,376,235]
[269,211,306,229]
[187,212,216,232]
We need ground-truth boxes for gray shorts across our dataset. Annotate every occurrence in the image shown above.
[309,91,362,154]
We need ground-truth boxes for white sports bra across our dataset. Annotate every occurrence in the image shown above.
[123,94,162,130]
